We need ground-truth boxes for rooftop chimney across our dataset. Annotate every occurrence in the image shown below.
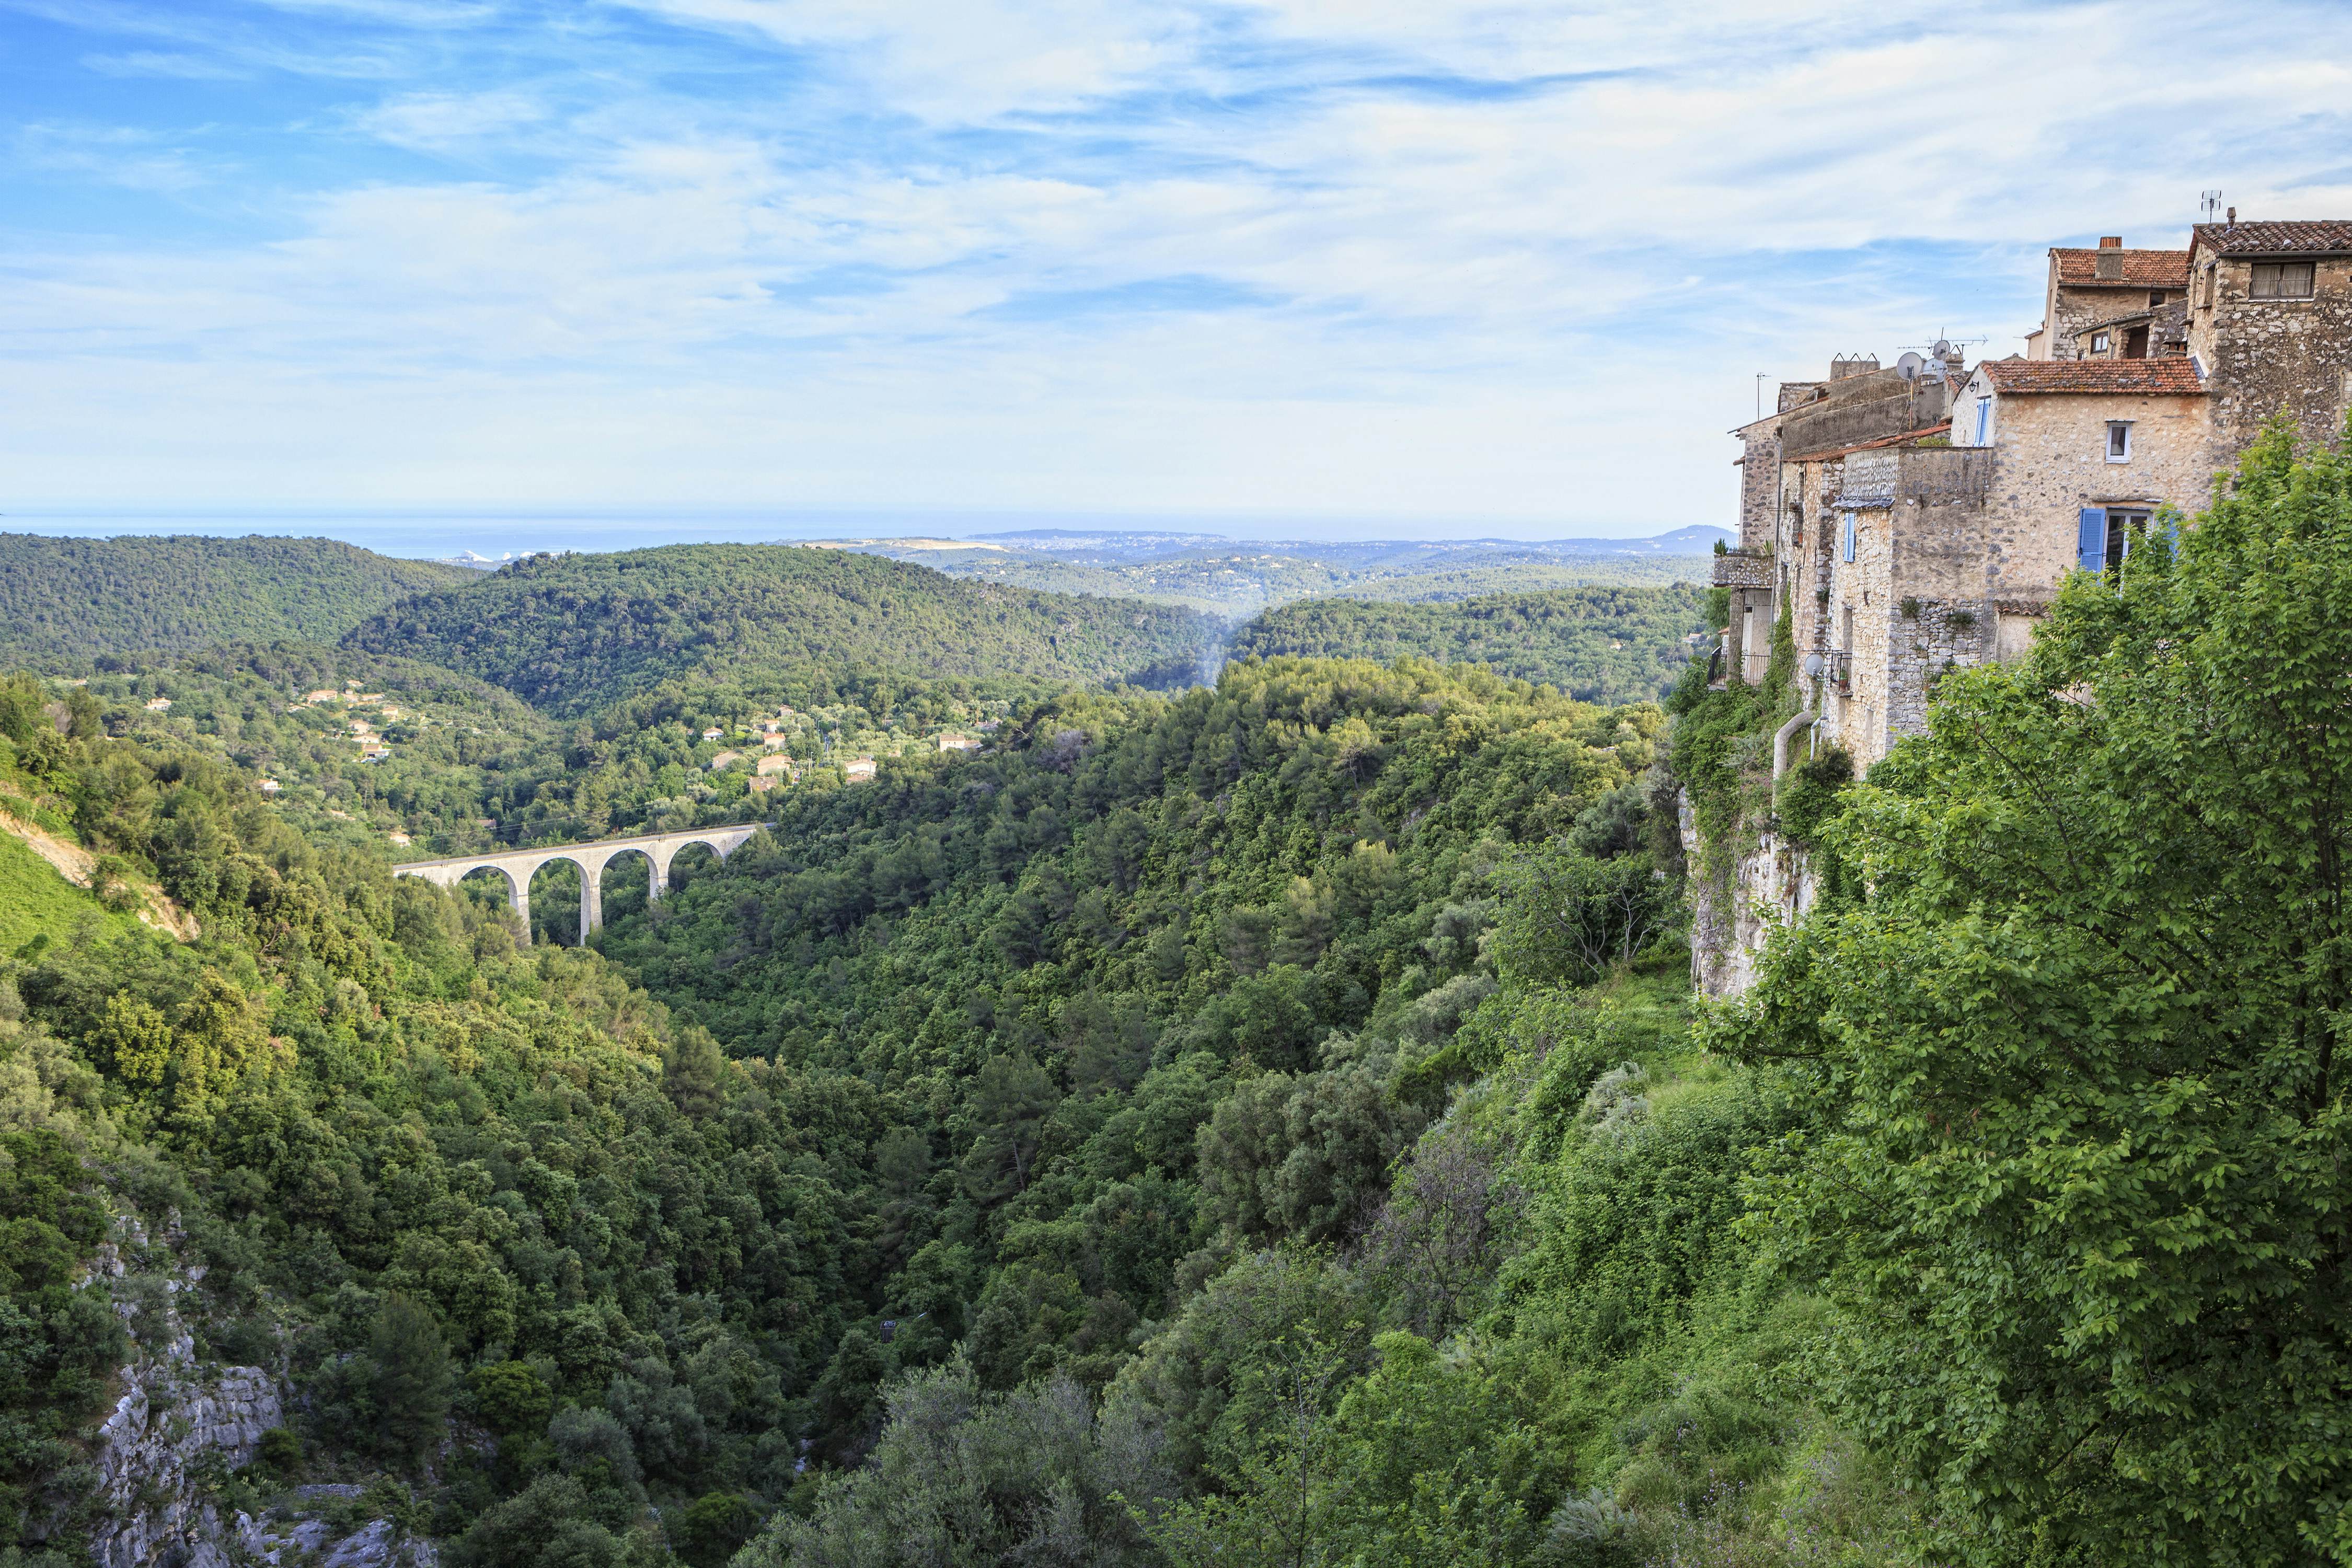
[2099,236,2123,248]
[2227,206,2236,224]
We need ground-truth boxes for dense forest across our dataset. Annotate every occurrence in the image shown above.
[3,426,2350,1567]
[851,534,1723,616]
[1230,586,1710,704]
[343,546,1221,715]
[0,535,475,665]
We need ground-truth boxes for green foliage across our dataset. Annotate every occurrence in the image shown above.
[1715,419,2352,1562]
[1229,587,1708,704]
[344,546,1219,716]
[1489,844,1678,988]
[1772,745,1851,848]
[371,1296,455,1464]
[735,1357,1168,1568]
[0,535,473,666]
[0,1126,125,1545]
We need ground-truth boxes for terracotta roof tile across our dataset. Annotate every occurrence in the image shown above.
[2051,247,2189,288]
[1980,358,2205,395]
[2193,221,2352,257]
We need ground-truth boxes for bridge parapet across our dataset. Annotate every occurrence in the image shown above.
[395,823,771,937]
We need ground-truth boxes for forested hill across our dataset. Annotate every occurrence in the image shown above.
[1229,584,1710,702]
[342,544,1221,715]
[0,534,474,665]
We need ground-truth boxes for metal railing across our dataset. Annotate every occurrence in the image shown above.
[1827,651,1852,693]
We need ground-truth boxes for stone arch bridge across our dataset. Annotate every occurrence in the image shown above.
[394,823,769,937]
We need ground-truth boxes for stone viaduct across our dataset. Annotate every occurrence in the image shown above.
[393,823,769,938]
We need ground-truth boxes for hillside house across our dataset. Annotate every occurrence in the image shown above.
[756,753,793,778]
[843,757,878,783]
[938,732,981,753]
[2025,236,2189,360]
[1722,214,2352,773]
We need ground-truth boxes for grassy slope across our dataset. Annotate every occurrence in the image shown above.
[0,831,122,953]
[1229,585,1711,704]
[342,544,1222,714]
[0,535,475,665]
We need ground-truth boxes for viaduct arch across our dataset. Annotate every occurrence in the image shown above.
[393,823,769,938]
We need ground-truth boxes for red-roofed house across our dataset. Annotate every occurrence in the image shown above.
[2028,236,2190,360]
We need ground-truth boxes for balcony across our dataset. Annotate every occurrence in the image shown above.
[1807,650,1852,693]
[1711,548,1774,590]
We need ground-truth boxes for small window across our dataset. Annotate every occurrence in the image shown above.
[1841,511,1857,562]
[2091,330,2112,354]
[1974,396,1991,445]
[2106,421,2132,462]
[2251,261,2316,299]
[2148,290,2166,306]
[2106,510,2150,571]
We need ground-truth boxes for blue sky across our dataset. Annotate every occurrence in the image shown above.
[7,0,2352,540]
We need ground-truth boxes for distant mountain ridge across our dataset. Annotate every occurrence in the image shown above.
[0,533,476,664]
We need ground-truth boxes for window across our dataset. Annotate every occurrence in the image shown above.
[1974,395,1992,445]
[1841,511,1857,562]
[2091,330,2112,354]
[2105,510,2149,571]
[2148,290,2166,306]
[2106,421,2133,463]
[2123,324,2149,358]
[2251,261,2316,299]
[2079,508,2152,573]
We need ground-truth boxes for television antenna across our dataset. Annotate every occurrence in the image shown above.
[2201,189,2224,223]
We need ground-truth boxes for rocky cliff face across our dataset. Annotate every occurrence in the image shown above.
[1681,790,1818,1000]
[76,1218,440,1568]
[85,1218,284,1568]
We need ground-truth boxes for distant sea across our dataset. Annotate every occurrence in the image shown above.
[0,509,1005,561]
[0,508,1700,561]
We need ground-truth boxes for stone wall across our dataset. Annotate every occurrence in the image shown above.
[2189,253,2352,458]
[1885,598,1997,738]
[1682,792,1819,1000]
[1975,388,2213,598]
[1736,422,1780,549]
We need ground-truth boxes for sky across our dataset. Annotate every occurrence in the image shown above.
[6,0,2352,545]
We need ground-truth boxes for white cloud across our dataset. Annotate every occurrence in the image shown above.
[8,0,2352,528]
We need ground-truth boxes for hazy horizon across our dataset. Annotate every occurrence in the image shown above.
[0,507,1735,560]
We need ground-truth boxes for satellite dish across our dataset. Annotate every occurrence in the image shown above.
[1932,338,1955,363]
[1895,351,1926,382]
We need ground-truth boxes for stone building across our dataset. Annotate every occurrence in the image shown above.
[2186,220,2352,455]
[2024,236,2189,360]
[1716,215,2352,775]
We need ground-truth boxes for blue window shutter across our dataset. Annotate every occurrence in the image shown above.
[1842,512,1856,562]
[2077,508,2107,572]
[2159,514,2181,558]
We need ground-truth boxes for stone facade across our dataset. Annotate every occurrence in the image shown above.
[2031,238,2189,360]
[2186,224,2352,457]
[1696,214,2352,993]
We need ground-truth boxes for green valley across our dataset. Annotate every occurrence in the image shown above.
[4,428,2350,1568]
